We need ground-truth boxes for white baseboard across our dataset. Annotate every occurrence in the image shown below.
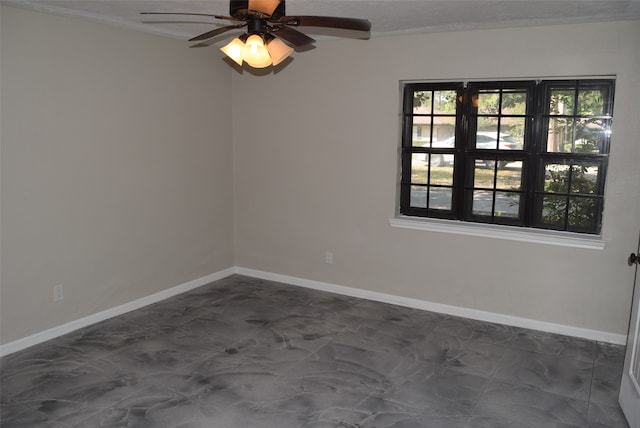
[0,267,235,357]
[1,265,626,358]
[235,267,628,345]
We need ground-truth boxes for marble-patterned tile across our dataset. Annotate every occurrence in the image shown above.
[468,379,589,428]
[259,312,353,342]
[254,378,372,426]
[164,312,264,346]
[197,297,293,325]
[423,331,510,377]
[345,298,445,328]
[279,303,384,334]
[0,402,65,428]
[493,347,593,400]
[294,341,406,387]
[185,352,284,380]
[368,360,489,417]
[75,384,237,427]
[55,314,185,360]
[332,319,507,379]
[328,322,432,361]
[333,388,470,427]
[167,354,373,427]
[595,341,626,367]
[1,349,92,403]
[1,275,629,428]
[511,328,597,362]
[202,331,330,369]
[9,361,143,427]
[93,334,218,379]
[469,321,520,345]
[305,294,362,314]
[345,405,469,428]
[1,338,81,367]
[587,402,630,428]
[431,316,487,342]
[77,381,319,428]
[590,360,624,407]
[159,372,287,417]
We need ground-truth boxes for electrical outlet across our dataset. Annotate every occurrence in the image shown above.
[324,251,334,265]
[53,284,64,302]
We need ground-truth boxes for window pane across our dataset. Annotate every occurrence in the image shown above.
[575,118,607,153]
[547,118,574,152]
[477,90,500,114]
[502,90,527,115]
[476,133,499,150]
[472,190,493,216]
[549,88,575,115]
[474,161,495,187]
[430,164,454,185]
[577,88,605,115]
[429,188,452,210]
[544,164,570,193]
[570,165,598,194]
[411,154,428,184]
[427,153,449,168]
[568,197,598,230]
[477,117,499,148]
[433,90,457,114]
[412,119,432,147]
[410,185,427,208]
[496,162,523,190]
[495,192,520,218]
[499,117,525,150]
[542,195,567,227]
[413,90,432,113]
[432,116,456,144]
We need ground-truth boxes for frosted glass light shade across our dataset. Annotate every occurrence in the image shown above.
[248,0,281,16]
[242,34,272,68]
[266,38,293,66]
[220,38,245,66]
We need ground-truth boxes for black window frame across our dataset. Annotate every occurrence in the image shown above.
[400,79,615,235]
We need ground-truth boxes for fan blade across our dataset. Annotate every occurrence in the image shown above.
[276,16,371,32]
[189,42,211,48]
[271,25,315,46]
[140,12,239,21]
[248,0,280,16]
[189,24,246,42]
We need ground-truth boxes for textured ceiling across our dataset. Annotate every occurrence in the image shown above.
[4,0,640,43]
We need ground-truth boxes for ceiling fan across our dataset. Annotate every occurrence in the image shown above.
[141,0,371,68]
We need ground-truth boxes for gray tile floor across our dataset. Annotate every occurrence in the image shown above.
[0,275,630,427]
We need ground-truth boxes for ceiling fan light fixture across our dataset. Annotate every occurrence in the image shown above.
[220,37,246,66]
[144,0,371,70]
[266,37,293,66]
[242,34,272,68]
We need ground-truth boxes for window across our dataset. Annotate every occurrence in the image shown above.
[400,79,614,235]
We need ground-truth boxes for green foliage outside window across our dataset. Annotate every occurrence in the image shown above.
[542,165,598,229]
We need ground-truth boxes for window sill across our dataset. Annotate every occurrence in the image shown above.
[389,216,605,250]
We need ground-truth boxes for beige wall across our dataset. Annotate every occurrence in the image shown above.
[1,6,235,344]
[233,21,640,336]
